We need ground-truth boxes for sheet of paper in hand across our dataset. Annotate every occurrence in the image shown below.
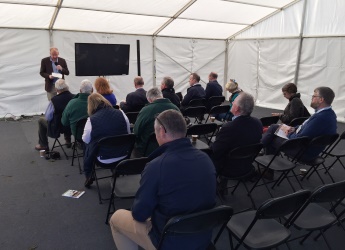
[274,124,289,140]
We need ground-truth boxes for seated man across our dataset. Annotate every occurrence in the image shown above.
[211,92,263,177]
[120,76,148,113]
[160,76,180,108]
[180,72,206,110]
[35,79,74,151]
[133,87,179,156]
[205,71,223,99]
[262,86,337,161]
[61,79,93,139]
[110,110,216,250]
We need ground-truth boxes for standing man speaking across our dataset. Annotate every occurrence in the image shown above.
[40,47,69,100]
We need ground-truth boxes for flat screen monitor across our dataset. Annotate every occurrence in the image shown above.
[75,43,130,76]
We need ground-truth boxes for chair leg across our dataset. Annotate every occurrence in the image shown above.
[300,231,313,245]
[71,141,76,166]
[93,170,103,204]
[317,230,332,250]
[54,139,69,160]
[213,223,227,245]
[105,176,117,224]
[231,181,241,194]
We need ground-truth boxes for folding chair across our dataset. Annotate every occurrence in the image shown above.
[322,131,345,182]
[226,190,311,250]
[143,132,158,156]
[50,135,69,160]
[288,180,345,249]
[183,106,207,124]
[158,205,233,250]
[188,98,206,107]
[206,96,225,112]
[217,143,263,209]
[105,157,150,224]
[248,137,310,198]
[288,117,309,127]
[186,123,218,148]
[71,117,87,174]
[92,134,136,204]
[125,111,140,132]
[299,134,339,184]
[260,116,279,127]
[205,105,230,125]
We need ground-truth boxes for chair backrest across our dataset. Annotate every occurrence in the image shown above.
[279,136,310,161]
[226,143,263,162]
[260,116,279,127]
[182,106,207,118]
[186,123,218,136]
[209,105,230,116]
[114,157,150,176]
[256,190,311,222]
[96,134,136,160]
[125,112,140,125]
[324,130,345,155]
[288,117,309,127]
[143,132,159,156]
[206,96,225,111]
[304,133,339,159]
[188,98,206,107]
[158,205,233,250]
[309,180,345,203]
[75,117,88,141]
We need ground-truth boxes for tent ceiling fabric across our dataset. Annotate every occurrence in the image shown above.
[0,0,299,39]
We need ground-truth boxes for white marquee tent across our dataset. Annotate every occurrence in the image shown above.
[1,0,344,122]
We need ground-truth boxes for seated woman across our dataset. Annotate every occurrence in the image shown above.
[82,93,130,187]
[94,77,117,106]
[216,79,242,121]
[272,83,310,124]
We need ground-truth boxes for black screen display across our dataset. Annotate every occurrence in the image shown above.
[75,43,130,76]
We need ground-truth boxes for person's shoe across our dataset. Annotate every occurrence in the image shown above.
[84,177,95,188]
[35,144,49,151]
[65,139,72,148]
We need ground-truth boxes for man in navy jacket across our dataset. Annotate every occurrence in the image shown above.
[120,76,148,113]
[110,110,216,250]
[205,72,223,99]
[262,86,337,161]
[180,72,206,109]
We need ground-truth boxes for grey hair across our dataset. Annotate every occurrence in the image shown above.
[236,92,254,116]
[162,76,174,88]
[155,110,186,138]
[146,87,163,101]
[55,79,69,90]
[80,79,93,94]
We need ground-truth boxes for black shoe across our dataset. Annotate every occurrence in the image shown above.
[84,177,95,188]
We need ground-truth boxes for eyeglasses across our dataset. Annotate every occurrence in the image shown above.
[312,95,322,99]
[155,115,167,133]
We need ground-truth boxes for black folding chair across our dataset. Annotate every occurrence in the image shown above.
[183,106,207,124]
[249,137,310,198]
[226,190,311,250]
[158,205,233,250]
[299,134,339,184]
[288,117,309,127]
[143,132,158,156]
[105,157,150,224]
[125,111,140,132]
[205,105,230,124]
[322,131,345,182]
[186,123,218,147]
[287,180,345,249]
[188,98,206,107]
[217,143,263,209]
[206,96,225,112]
[91,134,136,204]
[71,117,87,174]
[260,116,279,127]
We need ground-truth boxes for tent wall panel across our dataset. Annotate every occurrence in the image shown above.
[0,29,50,116]
[298,37,345,122]
[155,37,226,96]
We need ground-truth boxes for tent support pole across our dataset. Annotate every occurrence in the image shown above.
[152,36,157,87]
[224,40,229,96]
[294,0,308,85]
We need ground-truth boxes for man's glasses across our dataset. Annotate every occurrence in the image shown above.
[155,115,167,133]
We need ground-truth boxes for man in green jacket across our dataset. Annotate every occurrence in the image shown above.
[61,80,93,138]
[133,87,180,156]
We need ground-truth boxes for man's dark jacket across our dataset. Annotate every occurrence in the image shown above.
[181,84,206,107]
[162,88,180,108]
[40,57,69,92]
[120,88,148,113]
[205,80,223,99]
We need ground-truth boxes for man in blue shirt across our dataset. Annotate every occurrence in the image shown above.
[110,110,216,250]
